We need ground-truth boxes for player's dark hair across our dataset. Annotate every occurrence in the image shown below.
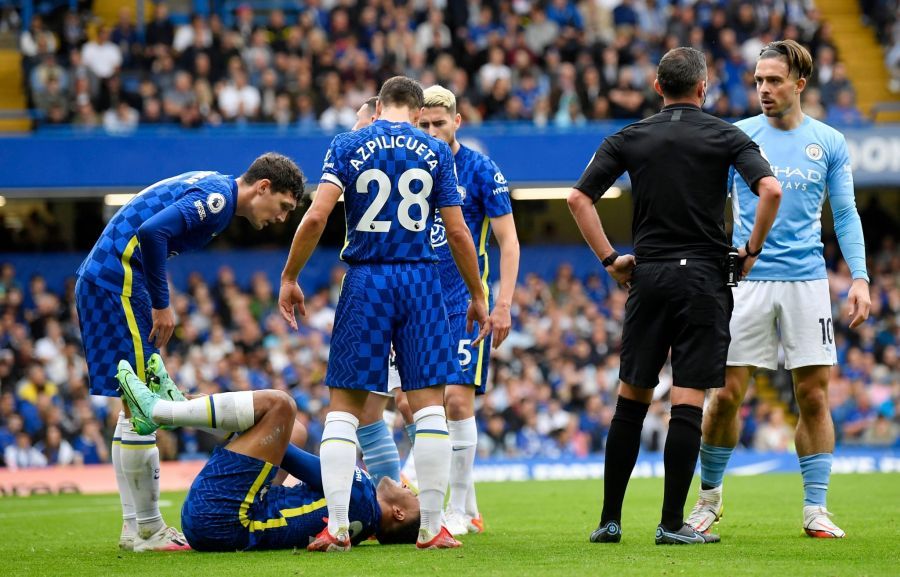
[657,47,707,99]
[375,512,421,545]
[241,152,306,202]
[378,76,424,111]
[759,40,813,80]
[364,96,378,114]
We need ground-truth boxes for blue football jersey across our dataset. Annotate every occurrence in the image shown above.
[730,115,856,281]
[77,171,237,293]
[432,145,512,314]
[320,119,461,264]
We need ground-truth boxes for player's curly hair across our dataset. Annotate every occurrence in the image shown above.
[378,76,424,111]
[375,512,421,545]
[759,40,813,80]
[242,152,306,202]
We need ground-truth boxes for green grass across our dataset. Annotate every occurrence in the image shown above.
[3,474,898,577]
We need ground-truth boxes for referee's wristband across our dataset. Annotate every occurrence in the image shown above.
[602,251,619,268]
[744,240,762,257]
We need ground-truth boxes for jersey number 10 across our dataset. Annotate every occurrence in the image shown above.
[355,168,433,233]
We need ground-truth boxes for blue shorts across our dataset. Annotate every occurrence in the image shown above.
[448,312,492,394]
[326,262,465,391]
[75,277,158,397]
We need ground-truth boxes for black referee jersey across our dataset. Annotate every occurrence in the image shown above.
[574,104,773,260]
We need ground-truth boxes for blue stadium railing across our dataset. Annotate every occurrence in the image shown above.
[2,122,900,189]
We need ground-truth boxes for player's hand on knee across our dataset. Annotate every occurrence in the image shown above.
[150,306,176,348]
[847,278,871,329]
[489,302,511,348]
[278,281,306,330]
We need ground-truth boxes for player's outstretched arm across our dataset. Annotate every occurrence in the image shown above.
[138,205,187,348]
[279,182,342,330]
[489,213,519,348]
[567,188,635,288]
[741,175,782,276]
[441,205,491,345]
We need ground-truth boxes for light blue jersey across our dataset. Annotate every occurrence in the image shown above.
[730,114,868,282]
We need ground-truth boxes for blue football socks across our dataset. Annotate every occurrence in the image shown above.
[799,453,832,507]
[699,443,734,490]
[358,420,401,483]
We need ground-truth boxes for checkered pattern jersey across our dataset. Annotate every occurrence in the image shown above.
[181,447,381,551]
[76,171,237,295]
[319,119,462,264]
[432,144,513,315]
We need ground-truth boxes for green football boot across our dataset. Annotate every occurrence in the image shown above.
[146,353,186,402]
[116,359,160,436]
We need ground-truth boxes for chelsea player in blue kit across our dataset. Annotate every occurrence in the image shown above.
[417,85,520,535]
[75,154,304,551]
[687,41,871,538]
[278,77,491,551]
[114,369,422,551]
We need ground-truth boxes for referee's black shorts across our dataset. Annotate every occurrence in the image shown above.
[619,259,734,390]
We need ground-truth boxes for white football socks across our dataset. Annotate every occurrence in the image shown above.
[319,411,360,536]
[151,391,255,432]
[119,417,164,539]
[413,406,451,538]
[448,417,478,515]
[112,412,137,536]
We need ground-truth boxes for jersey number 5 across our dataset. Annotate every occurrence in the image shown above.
[356,168,433,233]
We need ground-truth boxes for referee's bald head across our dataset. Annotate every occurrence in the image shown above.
[656,47,707,99]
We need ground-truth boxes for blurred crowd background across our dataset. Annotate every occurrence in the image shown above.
[9,0,892,131]
[1,234,898,469]
[1,1,899,469]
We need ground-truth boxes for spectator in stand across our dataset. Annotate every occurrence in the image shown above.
[81,25,122,81]
[825,88,867,126]
[5,431,47,469]
[218,69,261,121]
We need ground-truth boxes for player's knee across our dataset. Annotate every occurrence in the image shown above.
[444,388,472,420]
[711,385,743,416]
[796,383,828,414]
[265,390,297,420]
[396,395,413,423]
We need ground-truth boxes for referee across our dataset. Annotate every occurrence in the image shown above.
[568,47,782,545]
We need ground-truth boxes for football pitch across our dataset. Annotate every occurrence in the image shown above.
[2,473,897,577]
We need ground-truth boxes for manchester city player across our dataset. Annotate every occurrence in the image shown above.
[278,76,491,551]
[687,40,871,538]
[75,153,304,551]
[114,363,421,551]
[417,85,519,535]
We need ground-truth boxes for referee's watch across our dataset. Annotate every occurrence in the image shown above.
[744,241,762,257]
[602,251,620,268]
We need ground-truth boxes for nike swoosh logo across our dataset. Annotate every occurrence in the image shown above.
[452,447,467,451]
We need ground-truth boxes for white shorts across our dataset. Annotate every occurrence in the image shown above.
[727,279,837,370]
[372,353,403,397]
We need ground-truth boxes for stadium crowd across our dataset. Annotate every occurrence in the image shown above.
[18,0,867,130]
[0,234,898,469]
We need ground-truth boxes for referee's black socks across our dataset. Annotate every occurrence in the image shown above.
[600,395,650,525]
[661,404,704,532]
